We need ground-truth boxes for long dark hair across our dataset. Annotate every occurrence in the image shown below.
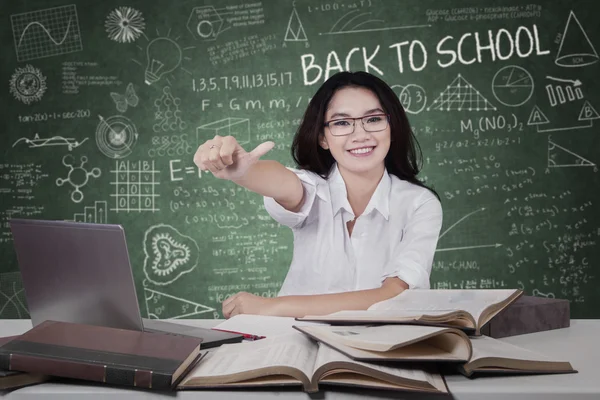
[291,71,439,200]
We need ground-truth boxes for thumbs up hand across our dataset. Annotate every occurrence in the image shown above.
[193,135,275,181]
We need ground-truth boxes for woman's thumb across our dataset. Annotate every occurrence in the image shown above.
[249,141,275,160]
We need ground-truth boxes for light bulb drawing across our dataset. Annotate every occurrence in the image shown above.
[131,29,194,86]
[144,37,182,85]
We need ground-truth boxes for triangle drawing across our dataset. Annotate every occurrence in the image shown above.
[555,11,599,67]
[547,138,595,168]
[428,74,496,111]
[144,287,215,319]
[578,100,600,121]
[284,7,308,42]
[527,105,550,125]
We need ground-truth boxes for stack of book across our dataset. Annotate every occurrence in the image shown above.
[177,289,576,394]
[0,289,576,395]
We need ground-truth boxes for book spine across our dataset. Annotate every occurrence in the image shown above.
[0,353,171,390]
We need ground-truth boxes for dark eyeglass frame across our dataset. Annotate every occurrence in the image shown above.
[323,113,390,136]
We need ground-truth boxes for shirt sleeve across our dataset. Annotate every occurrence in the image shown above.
[380,192,443,289]
[263,168,319,229]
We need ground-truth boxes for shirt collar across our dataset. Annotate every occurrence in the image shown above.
[327,164,391,220]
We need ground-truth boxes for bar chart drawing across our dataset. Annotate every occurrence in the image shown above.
[70,201,108,223]
[545,76,584,107]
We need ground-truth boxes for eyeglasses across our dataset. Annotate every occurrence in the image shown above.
[323,114,390,136]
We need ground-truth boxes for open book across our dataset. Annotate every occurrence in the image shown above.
[459,335,575,377]
[291,324,575,378]
[293,324,472,362]
[178,333,448,394]
[297,289,524,335]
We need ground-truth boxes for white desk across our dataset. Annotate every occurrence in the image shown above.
[0,319,597,399]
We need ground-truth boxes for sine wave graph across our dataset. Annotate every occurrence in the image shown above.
[11,4,83,62]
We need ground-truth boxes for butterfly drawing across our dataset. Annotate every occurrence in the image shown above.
[110,82,139,112]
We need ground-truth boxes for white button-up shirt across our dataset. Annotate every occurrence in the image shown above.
[264,164,443,296]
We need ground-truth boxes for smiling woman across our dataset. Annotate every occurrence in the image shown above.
[193,71,443,319]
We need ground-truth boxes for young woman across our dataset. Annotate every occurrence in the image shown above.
[193,71,443,319]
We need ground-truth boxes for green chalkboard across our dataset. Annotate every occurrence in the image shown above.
[1,0,599,319]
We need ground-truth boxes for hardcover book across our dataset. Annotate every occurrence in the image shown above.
[0,320,203,391]
[298,289,524,335]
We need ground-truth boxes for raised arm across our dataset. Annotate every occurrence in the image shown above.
[193,135,304,211]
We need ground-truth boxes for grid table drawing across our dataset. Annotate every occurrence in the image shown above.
[11,4,83,62]
[111,161,160,213]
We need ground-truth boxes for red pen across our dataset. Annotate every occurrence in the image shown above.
[212,328,266,341]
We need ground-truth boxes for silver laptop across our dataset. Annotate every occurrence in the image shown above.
[9,218,243,348]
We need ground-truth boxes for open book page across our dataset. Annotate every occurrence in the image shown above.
[461,335,574,376]
[369,289,520,327]
[213,314,328,338]
[469,335,569,364]
[312,343,448,393]
[296,325,471,362]
[296,324,462,352]
[180,333,318,386]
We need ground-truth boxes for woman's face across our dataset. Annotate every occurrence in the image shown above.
[320,86,391,176]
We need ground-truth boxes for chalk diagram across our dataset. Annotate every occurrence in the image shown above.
[319,9,430,36]
[154,86,186,132]
[392,84,427,114]
[12,134,88,151]
[148,134,194,158]
[110,160,160,213]
[492,65,534,107]
[56,155,101,203]
[544,76,583,107]
[11,4,83,62]
[436,207,503,252]
[428,74,497,112]
[197,118,251,147]
[144,285,215,319]
[96,114,139,158]
[131,29,194,86]
[110,83,139,113]
[0,272,29,319]
[284,2,308,47]
[143,224,200,286]
[547,136,596,172]
[527,102,599,133]
[9,65,47,105]
[70,201,108,223]
[187,6,231,41]
[555,11,598,67]
[105,7,145,43]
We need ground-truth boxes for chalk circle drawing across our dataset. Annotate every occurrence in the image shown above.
[428,74,496,111]
[555,10,598,67]
[56,154,101,203]
[154,86,186,132]
[187,6,226,41]
[105,7,145,43]
[96,114,138,158]
[110,82,139,113]
[143,224,199,286]
[9,64,47,105]
[392,84,427,114]
[10,4,83,62]
[492,65,534,107]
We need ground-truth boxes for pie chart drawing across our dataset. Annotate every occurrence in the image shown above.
[492,65,534,107]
